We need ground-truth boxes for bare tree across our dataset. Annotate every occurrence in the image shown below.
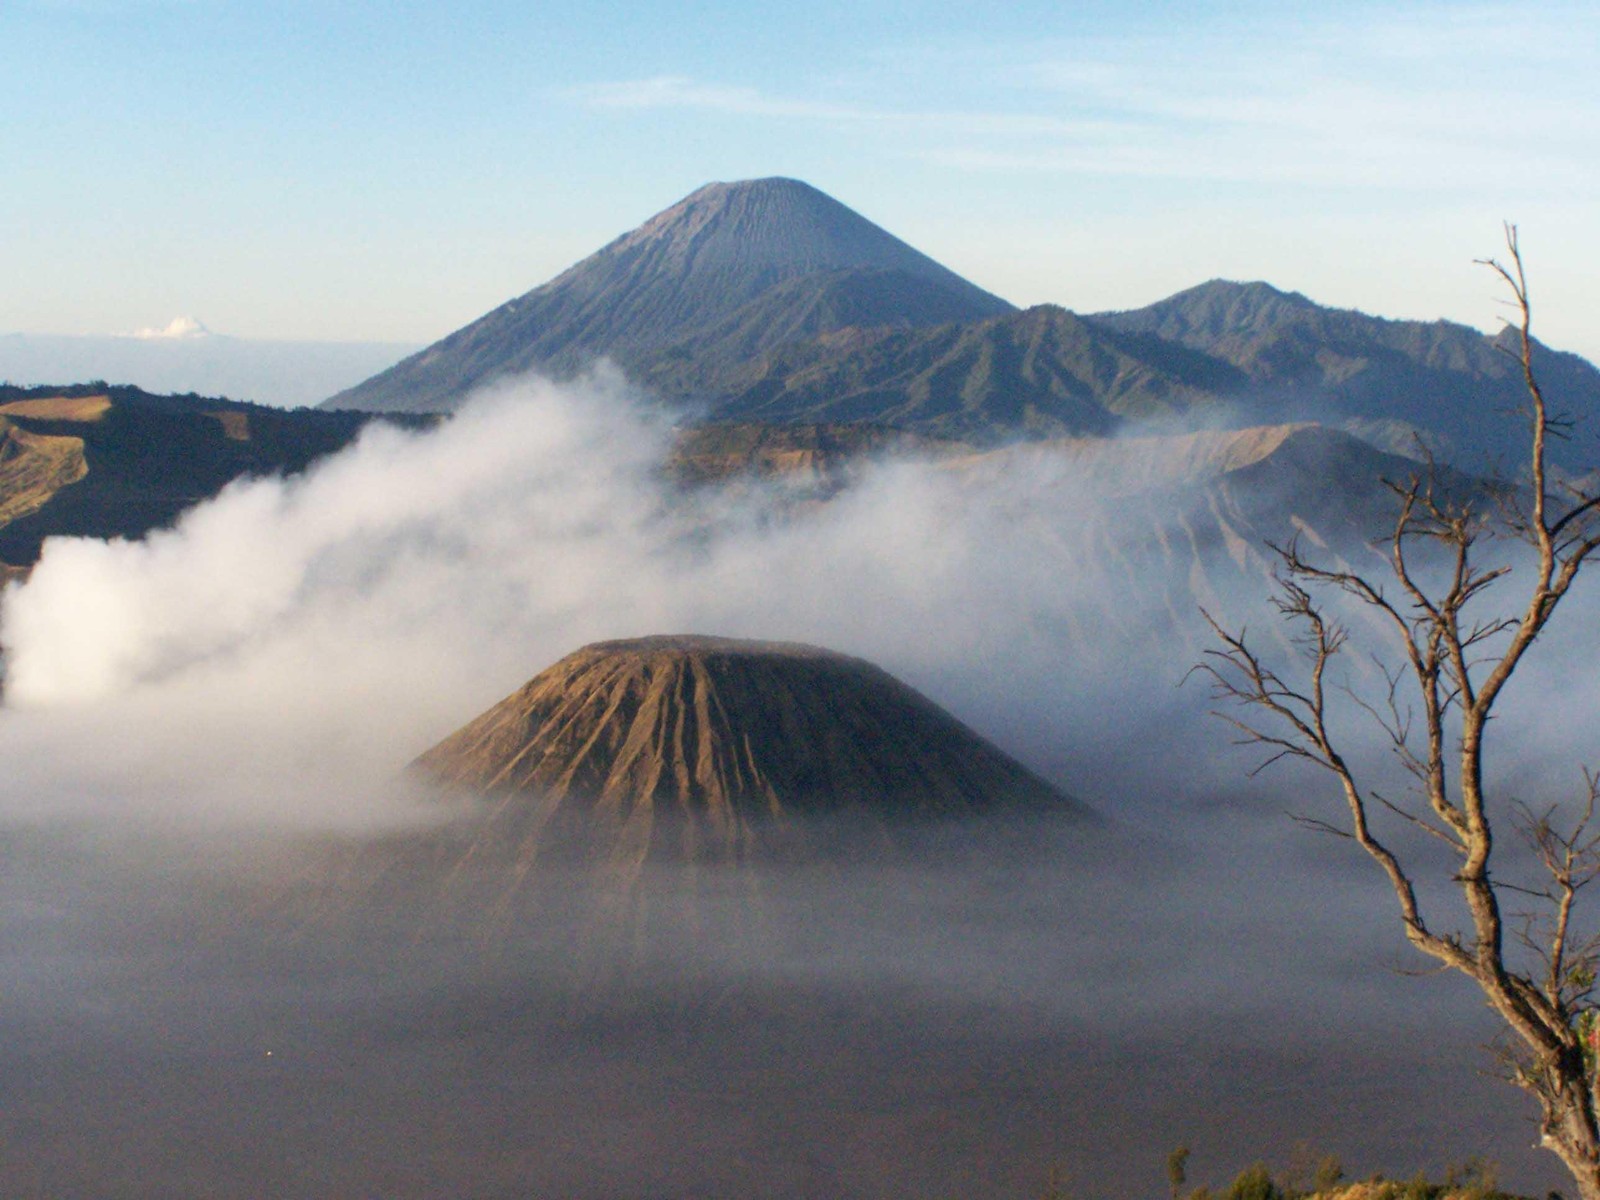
[1195,226,1600,1197]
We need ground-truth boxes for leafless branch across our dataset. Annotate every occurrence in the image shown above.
[1201,227,1600,1198]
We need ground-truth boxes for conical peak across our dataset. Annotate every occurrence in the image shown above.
[641,177,852,236]
[593,177,974,287]
[413,634,1082,856]
[325,178,1012,413]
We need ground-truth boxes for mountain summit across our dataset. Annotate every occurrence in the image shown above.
[328,178,1013,413]
[596,178,994,297]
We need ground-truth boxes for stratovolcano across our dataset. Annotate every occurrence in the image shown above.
[327,178,1013,414]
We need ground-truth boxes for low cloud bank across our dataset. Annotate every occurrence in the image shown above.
[0,366,1590,868]
[0,371,1215,830]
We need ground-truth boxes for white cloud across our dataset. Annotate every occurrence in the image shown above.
[128,315,210,340]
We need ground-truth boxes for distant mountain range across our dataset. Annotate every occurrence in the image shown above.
[326,177,1600,474]
[3,176,1595,594]
[685,303,1230,442]
[1092,279,1600,470]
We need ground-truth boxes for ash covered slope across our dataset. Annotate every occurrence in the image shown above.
[415,635,1081,861]
[329,178,1013,414]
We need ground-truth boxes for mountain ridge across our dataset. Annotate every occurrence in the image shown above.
[0,383,425,570]
[1093,279,1600,469]
[322,178,1600,472]
[694,302,1255,440]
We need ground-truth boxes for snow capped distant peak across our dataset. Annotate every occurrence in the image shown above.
[129,316,210,340]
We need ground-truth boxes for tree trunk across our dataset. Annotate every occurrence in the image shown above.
[1547,1097,1600,1200]
[1552,1148,1600,1200]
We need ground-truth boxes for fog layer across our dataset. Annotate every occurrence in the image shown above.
[0,373,1590,1197]
[0,372,1200,829]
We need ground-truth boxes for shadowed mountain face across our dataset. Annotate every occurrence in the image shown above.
[696,279,1600,456]
[695,303,1250,441]
[328,178,1014,414]
[1093,279,1600,470]
[0,383,426,570]
[414,635,1082,866]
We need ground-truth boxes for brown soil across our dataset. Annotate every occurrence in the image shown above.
[414,634,1081,866]
[0,394,111,422]
[0,418,88,526]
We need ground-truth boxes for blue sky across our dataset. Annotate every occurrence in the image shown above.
[3,0,1597,359]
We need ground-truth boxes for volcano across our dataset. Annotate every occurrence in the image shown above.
[413,635,1081,865]
[326,178,1013,414]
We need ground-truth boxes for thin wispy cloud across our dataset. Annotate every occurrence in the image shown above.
[1005,6,1598,189]
[573,3,1600,196]
[571,76,1120,141]
[576,76,874,123]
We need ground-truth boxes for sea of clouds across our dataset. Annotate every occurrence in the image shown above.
[0,371,1594,1197]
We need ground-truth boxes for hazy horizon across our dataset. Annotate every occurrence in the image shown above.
[0,328,418,408]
